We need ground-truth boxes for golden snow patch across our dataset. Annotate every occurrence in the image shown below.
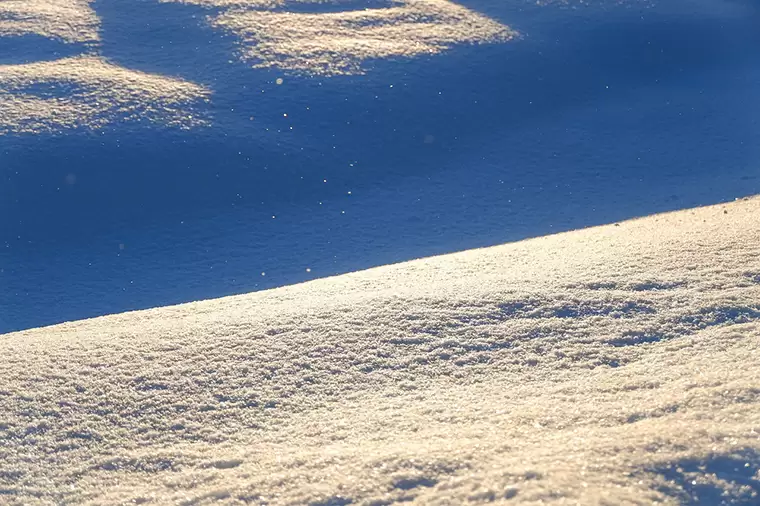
[162,0,391,8]
[0,56,211,134]
[0,0,100,44]
[160,0,279,6]
[167,0,515,75]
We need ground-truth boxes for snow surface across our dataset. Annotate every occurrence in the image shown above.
[2,197,759,504]
[0,0,510,134]
[2,0,759,333]
[0,0,99,44]
[2,1,759,503]
[0,55,209,134]
[205,0,515,75]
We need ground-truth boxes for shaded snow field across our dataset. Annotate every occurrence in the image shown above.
[2,0,758,333]
[0,0,511,133]
[2,197,759,505]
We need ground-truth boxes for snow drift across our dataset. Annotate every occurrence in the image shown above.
[2,197,759,505]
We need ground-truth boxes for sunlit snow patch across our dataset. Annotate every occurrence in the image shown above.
[166,0,516,75]
[0,0,100,44]
[0,56,211,135]
[0,0,212,135]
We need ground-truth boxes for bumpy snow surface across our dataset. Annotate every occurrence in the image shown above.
[0,56,210,134]
[0,0,211,134]
[2,197,759,505]
[0,0,100,43]
[0,0,512,134]
[204,0,515,75]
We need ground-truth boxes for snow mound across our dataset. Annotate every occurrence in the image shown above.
[0,0,99,44]
[0,0,211,135]
[0,55,210,134]
[2,197,759,504]
[166,0,515,75]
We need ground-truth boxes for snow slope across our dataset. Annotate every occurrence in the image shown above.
[2,197,759,505]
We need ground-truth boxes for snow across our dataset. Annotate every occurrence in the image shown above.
[1,197,759,504]
[0,1,209,135]
[2,0,759,333]
[1,1,760,500]
[0,0,99,44]
[0,56,209,134]
[206,0,515,75]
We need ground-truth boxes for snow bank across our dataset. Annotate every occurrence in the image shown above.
[2,197,759,504]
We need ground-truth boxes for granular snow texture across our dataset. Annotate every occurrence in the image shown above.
[164,0,515,75]
[0,0,99,44]
[0,0,513,135]
[0,1,209,134]
[1,197,759,505]
[0,56,210,134]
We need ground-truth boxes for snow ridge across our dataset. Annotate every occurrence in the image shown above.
[2,197,759,505]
